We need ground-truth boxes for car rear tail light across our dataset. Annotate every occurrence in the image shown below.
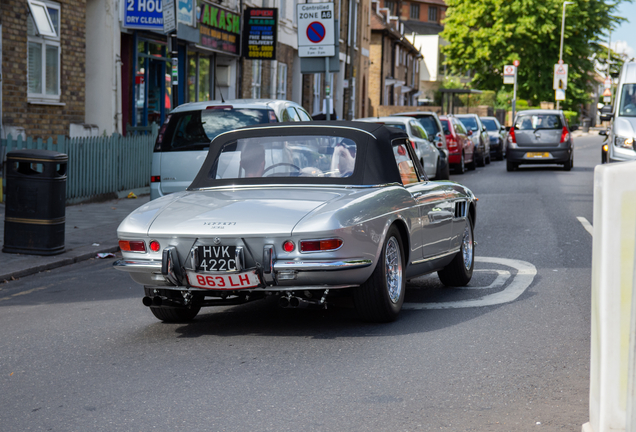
[508,127,516,144]
[119,240,146,252]
[410,139,416,150]
[560,126,570,143]
[282,240,295,252]
[300,238,343,252]
[206,105,233,110]
[149,240,161,252]
[446,136,458,150]
[151,176,161,183]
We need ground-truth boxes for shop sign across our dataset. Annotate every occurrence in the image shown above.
[242,7,277,60]
[123,0,164,31]
[198,2,241,55]
[177,0,194,26]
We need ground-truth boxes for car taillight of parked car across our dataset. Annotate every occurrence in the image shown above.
[508,127,516,144]
[410,140,417,150]
[559,127,570,143]
[446,135,458,150]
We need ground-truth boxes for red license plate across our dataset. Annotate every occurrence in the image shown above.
[186,271,260,290]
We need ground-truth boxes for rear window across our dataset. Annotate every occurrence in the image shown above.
[481,119,499,131]
[440,119,450,135]
[159,108,273,151]
[458,117,478,131]
[414,116,439,138]
[210,136,357,180]
[382,123,406,131]
[514,114,562,130]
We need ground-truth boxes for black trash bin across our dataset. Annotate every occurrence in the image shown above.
[3,149,68,255]
[581,118,590,133]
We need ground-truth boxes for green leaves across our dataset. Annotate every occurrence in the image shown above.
[441,0,625,109]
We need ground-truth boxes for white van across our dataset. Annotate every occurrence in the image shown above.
[600,62,636,163]
[150,99,312,200]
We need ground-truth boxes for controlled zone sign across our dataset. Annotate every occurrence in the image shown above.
[503,65,516,85]
[297,2,335,57]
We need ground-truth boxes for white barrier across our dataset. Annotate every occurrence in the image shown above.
[583,161,636,432]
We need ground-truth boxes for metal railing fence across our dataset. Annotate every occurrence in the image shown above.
[1,127,157,204]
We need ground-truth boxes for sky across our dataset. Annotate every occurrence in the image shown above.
[609,1,636,60]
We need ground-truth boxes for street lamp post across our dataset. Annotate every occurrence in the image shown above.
[557,1,574,110]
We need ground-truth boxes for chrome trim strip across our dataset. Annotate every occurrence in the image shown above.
[273,258,372,271]
[113,259,162,272]
[214,124,378,141]
[411,248,460,265]
[139,284,357,292]
[192,183,403,192]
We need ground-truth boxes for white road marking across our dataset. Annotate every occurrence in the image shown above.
[576,216,593,236]
[403,256,537,310]
[457,269,510,290]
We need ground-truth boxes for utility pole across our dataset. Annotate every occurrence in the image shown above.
[556,1,574,110]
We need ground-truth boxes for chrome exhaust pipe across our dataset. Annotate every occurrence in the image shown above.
[289,296,300,308]
[142,296,153,307]
[152,296,163,306]
[279,296,290,308]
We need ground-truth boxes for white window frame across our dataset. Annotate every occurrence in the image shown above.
[277,63,288,100]
[27,0,57,37]
[313,74,321,114]
[251,60,262,98]
[27,0,61,103]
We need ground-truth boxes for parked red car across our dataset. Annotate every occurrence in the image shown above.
[439,115,475,174]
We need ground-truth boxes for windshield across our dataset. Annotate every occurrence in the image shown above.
[160,108,274,151]
[481,119,499,131]
[210,136,358,179]
[458,117,478,131]
[514,114,562,130]
[415,116,439,137]
[619,84,636,116]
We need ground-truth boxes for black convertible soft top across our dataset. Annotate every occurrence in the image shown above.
[188,121,419,189]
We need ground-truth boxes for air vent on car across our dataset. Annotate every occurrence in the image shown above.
[454,201,467,218]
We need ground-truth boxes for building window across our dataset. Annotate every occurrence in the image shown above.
[277,63,287,99]
[410,3,419,19]
[252,60,262,98]
[27,0,60,102]
[384,0,396,15]
[428,6,438,22]
[313,74,321,114]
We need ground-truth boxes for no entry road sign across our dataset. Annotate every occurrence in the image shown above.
[297,2,335,57]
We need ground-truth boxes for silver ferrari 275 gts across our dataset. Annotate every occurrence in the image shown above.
[114,121,477,323]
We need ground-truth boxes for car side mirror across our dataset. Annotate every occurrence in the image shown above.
[599,129,607,136]
[600,113,614,122]
[467,130,473,136]
[501,125,506,131]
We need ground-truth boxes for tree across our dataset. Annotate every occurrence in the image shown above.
[440,0,625,109]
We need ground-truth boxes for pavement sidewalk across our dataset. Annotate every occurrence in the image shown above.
[0,194,149,282]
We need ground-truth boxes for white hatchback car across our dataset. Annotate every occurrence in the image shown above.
[151,99,312,200]
[355,116,449,179]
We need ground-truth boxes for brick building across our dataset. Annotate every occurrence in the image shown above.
[1,0,86,141]
[368,1,422,116]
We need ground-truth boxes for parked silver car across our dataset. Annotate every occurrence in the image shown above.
[114,122,477,323]
[150,99,312,200]
[506,110,575,171]
[480,116,507,160]
[456,114,491,166]
[355,116,449,180]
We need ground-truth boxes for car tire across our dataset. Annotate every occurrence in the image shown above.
[455,153,466,174]
[150,305,201,323]
[438,214,474,287]
[506,160,518,172]
[354,225,405,322]
[563,155,573,171]
[476,149,485,167]
[497,142,505,160]
[486,154,491,164]
[436,155,450,180]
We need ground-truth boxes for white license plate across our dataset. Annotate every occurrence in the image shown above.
[186,270,261,290]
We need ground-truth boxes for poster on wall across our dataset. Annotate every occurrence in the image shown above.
[177,0,194,26]
[123,0,164,31]
[197,1,241,56]
[242,8,277,60]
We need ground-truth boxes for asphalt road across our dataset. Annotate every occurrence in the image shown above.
[0,132,603,431]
